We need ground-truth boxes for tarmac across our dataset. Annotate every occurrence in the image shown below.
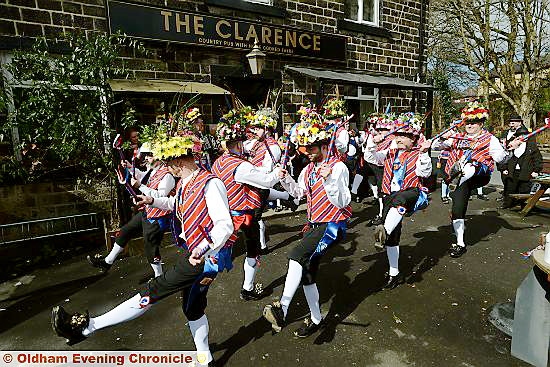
[0,186,549,367]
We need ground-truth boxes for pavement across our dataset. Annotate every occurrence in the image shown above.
[1,188,549,367]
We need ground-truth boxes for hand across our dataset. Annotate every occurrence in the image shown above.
[318,163,332,179]
[507,137,523,150]
[120,160,131,168]
[135,194,153,206]
[130,177,140,188]
[373,134,384,144]
[419,139,432,153]
[189,246,206,266]
[277,168,288,179]
[503,170,509,175]
[442,130,454,139]
[532,172,539,178]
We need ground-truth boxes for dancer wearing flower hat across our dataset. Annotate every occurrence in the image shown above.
[212,107,282,301]
[433,101,523,258]
[87,141,175,278]
[180,107,220,170]
[262,108,352,337]
[52,132,233,366]
[364,112,432,289]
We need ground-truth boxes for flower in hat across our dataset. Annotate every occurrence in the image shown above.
[151,131,202,161]
[393,112,423,136]
[291,117,332,146]
[251,107,278,129]
[461,100,489,121]
[323,97,347,120]
[216,107,254,142]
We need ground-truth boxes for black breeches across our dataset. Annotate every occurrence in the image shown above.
[450,175,491,219]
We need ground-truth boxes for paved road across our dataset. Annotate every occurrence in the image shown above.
[1,188,548,366]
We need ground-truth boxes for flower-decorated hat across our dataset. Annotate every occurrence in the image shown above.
[322,97,347,121]
[250,107,278,129]
[151,132,202,161]
[216,106,254,142]
[461,100,489,122]
[393,112,423,136]
[297,102,324,126]
[368,112,394,130]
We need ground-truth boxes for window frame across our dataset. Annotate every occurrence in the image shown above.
[244,0,273,5]
[344,0,380,27]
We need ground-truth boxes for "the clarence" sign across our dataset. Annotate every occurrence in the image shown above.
[107,1,347,62]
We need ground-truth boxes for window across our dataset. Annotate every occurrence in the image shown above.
[245,0,272,5]
[344,0,379,26]
[344,86,379,129]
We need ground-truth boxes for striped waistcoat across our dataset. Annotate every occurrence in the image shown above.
[444,131,494,176]
[212,153,262,211]
[175,170,220,252]
[145,165,174,219]
[249,137,279,167]
[382,149,423,195]
[305,157,352,223]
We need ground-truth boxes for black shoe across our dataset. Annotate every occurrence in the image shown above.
[262,301,285,332]
[294,317,324,338]
[259,246,269,255]
[374,224,387,251]
[442,197,450,204]
[449,244,467,258]
[240,284,264,301]
[87,254,112,272]
[368,215,383,227]
[383,272,404,290]
[274,206,283,212]
[281,198,299,212]
[51,306,89,346]
[351,193,361,203]
[477,194,489,201]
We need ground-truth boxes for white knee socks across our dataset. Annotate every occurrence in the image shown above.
[105,243,124,264]
[351,174,363,194]
[384,207,403,235]
[188,314,212,364]
[378,197,384,217]
[242,257,257,291]
[452,219,466,247]
[441,181,449,198]
[258,220,267,250]
[386,246,400,276]
[268,189,289,201]
[280,259,303,318]
[83,294,149,336]
[370,183,379,199]
[303,284,322,325]
[150,262,163,277]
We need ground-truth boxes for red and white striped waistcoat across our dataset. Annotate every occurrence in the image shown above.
[145,165,174,219]
[212,152,262,211]
[444,131,494,175]
[305,157,352,223]
[249,137,279,167]
[176,170,219,251]
[382,149,423,195]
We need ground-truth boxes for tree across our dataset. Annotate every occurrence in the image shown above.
[0,31,150,183]
[430,0,550,128]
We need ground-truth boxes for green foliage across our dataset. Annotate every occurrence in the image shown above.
[1,32,150,183]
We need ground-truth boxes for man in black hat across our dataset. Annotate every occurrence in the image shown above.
[497,115,529,200]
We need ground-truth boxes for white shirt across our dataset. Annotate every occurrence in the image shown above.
[364,137,432,191]
[363,135,397,165]
[134,167,176,198]
[150,172,233,254]
[280,161,351,209]
[234,160,281,189]
[335,129,350,154]
[434,134,511,164]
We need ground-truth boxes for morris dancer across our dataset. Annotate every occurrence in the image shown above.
[434,101,522,258]
[262,109,351,338]
[244,107,297,252]
[363,113,397,226]
[212,107,281,301]
[365,113,432,289]
[88,142,175,278]
[52,133,233,366]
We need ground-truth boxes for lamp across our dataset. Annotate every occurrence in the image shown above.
[246,40,266,75]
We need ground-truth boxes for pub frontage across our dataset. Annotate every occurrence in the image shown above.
[0,0,433,133]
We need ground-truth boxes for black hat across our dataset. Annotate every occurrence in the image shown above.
[509,114,522,122]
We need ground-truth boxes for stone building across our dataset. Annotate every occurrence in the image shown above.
[0,0,433,132]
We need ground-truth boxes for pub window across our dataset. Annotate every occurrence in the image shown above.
[245,0,273,5]
[344,86,379,129]
[344,0,379,26]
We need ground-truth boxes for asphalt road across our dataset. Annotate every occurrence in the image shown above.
[1,187,548,367]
